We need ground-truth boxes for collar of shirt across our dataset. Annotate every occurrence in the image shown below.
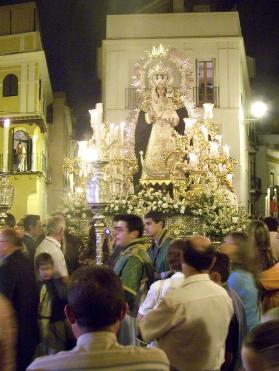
[76,331,117,352]
[24,232,34,239]
[170,271,185,280]
[154,228,168,248]
[121,238,146,256]
[45,236,61,249]
[181,273,211,287]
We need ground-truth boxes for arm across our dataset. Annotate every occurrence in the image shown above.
[139,295,184,343]
[0,265,16,300]
[138,281,160,317]
[119,256,143,313]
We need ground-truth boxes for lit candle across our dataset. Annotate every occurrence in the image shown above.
[184,118,196,135]
[223,145,230,157]
[209,141,219,158]
[218,164,223,173]
[215,135,222,144]
[203,103,214,119]
[189,152,198,169]
[200,125,208,141]
[3,119,10,172]
[227,174,233,183]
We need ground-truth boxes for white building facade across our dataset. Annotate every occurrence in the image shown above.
[100,12,252,209]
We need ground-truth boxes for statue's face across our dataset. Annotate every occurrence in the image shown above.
[156,85,166,97]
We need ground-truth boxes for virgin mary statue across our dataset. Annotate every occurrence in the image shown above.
[134,62,188,184]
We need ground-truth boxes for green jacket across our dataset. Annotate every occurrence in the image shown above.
[114,238,153,315]
[148,228,173,274]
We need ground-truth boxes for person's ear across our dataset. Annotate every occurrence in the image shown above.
[210,271,221,285]
[119,303,128,321]
[130,230,139,240]
[65,304,75,324]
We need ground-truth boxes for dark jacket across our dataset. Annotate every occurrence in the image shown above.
[0,249,39,371]
[23,233,36,262]
[37,278,68,322]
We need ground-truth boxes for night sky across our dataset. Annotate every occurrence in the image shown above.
[1,0,279,136]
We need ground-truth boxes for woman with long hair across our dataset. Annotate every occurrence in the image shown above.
[221,231,259,331]
[248,220,279,313]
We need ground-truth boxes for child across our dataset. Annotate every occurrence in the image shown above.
[35,252,68,355]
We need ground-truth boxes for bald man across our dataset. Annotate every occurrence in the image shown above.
[191,235,211,248]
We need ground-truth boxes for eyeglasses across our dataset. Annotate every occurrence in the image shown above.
[114,227,129,233]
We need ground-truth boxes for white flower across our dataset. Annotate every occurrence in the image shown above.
[162,203,168,209]
[82,213,87,219]
[173,204,178,209]
[114,206,119,211]
[180,206,185,214]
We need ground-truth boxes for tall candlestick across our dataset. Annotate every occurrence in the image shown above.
[3,119,10,172]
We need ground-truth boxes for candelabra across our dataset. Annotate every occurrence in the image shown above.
[0,174,14,230]
[86,160,110,265]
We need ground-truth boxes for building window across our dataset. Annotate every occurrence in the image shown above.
[198,60,214,105]
[39,79,42,100]
[13,130,31,172]
[3,74,18,97]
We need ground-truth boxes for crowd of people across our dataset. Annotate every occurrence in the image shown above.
[0,211,279,371]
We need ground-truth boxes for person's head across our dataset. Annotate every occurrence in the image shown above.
[35,253,54,281]
[46,216,65,242]
[0,228,22,258]
[155,84,166,98]
[248,220,273,271]
[23,214,42,239]
[209,251,231,286]
[167,239,185,272]
[6,213,16,228]
[264,217,278,232]
[241,320,279,371]
[181,239,216,277]
[65,266,127,338]
[111,214,123,238]
[221,231,257,273]
[191,235,211,249]
[115,214,143,247]
[144,211,166,238]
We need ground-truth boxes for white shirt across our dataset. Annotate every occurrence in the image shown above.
[27,331,169,371]
[139,272,185,316]
[140,274,233,371]
[35,237,68,278]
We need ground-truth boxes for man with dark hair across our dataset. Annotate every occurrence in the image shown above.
[27,266,169,371]
[210,252,247,371]
[144,211,173,279]
[114,214,153,315]
[264,216,279,259]
[140,239,233,371]
[23,214,42,261]
[0,229,39,371]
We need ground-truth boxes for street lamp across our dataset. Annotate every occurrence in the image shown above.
[251,101,268,119]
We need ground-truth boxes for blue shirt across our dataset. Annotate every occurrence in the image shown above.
[228,268,259,331]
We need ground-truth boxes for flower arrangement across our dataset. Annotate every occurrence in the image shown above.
[57,192,93,236]
[105,187,249,240]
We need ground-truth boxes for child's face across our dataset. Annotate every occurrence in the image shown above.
[38,264,53,281]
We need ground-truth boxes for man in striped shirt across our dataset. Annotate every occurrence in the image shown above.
[27,266,169,371]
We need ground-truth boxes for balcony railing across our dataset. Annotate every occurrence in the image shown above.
[0,153,47,174]
[193,86,219,107]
